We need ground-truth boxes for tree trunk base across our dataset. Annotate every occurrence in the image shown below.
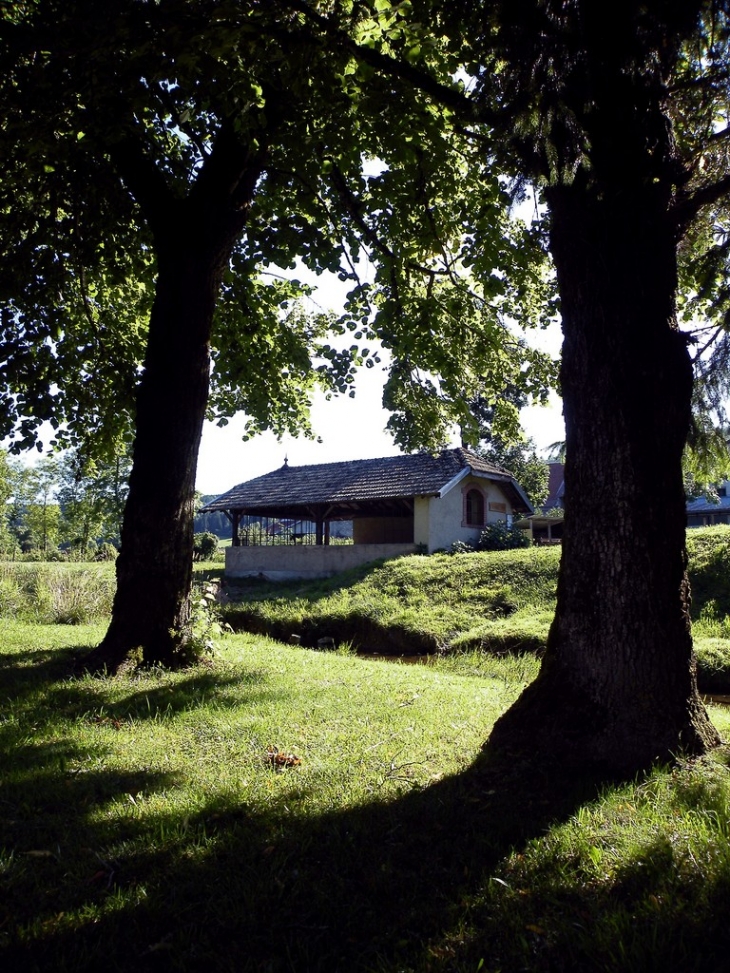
[484,659,722,777]
[81,621,197,675]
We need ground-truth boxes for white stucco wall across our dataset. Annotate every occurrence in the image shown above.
[422,476,514,553]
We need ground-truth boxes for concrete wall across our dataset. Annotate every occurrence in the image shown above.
[226,542,418,580]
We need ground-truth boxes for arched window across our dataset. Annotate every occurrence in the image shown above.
[464,488,485,526]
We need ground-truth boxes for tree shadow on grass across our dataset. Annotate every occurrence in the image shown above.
[0,644,277,728]
[2,731,613,973]
[3,648,728,973]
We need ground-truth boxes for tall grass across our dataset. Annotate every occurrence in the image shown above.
[0,563,116,624]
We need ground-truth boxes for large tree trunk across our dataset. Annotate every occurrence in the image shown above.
[85,208,240,671]
[488,178,721,773]
[81,116,269,673]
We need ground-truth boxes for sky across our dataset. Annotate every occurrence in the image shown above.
[195,269,565,496]
[196,377,565,497]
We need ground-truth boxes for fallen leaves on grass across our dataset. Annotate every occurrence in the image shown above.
[265,747,301,769]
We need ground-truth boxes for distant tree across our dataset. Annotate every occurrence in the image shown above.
[481,439,548,509]
[57,446,131,552]
[468,389,549,507]
[193,532,219,562]
[11,456,61,554]
[0,452,17,554]
[194,497,232,540]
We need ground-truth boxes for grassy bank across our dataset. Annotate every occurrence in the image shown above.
[222,526,730,691]
[2,623,730,972]
[222,545,558,656]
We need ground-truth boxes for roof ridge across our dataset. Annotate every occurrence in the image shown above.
[260,447,465,475]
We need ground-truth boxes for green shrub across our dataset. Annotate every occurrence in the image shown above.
[94,542,119,561]
[477,521,531,551]
[193,532,219,561]
[448,539,475,554]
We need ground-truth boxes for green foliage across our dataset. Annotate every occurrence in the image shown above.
[0,446,130,557]
[56,446,131,549]
[477,520,531,551]
[193,532,219,562]
[93,542,118,562]
[469,387,550,506]
[0,0,558,458]
[482,439,549,508]
[187,581,230,658]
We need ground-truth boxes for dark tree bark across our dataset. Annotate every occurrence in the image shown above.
[488,173,721,773]
[87,235,217,669]
[483,0,721,773]
[85,124,268,672]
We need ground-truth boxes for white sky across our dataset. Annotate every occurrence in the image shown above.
[196,268,565,496]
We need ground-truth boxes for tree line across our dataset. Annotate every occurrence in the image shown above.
[0,449,129,558]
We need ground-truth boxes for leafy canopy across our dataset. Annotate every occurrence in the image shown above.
[0,0,557,460]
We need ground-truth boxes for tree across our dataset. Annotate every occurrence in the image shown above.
[481,437,548,509]
[57,447,132,552]
[445,0,728,771]
[9,456,61,554]
[0,1,555,670]
[0,452,18,554]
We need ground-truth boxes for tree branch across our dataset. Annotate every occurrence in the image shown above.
[278,0,494,125]
[674,172,730,229]
[103,126,175,238]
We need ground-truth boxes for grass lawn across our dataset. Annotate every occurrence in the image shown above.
[2,621,730,971]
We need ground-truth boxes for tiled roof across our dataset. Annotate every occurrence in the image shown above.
[202,447,532,514]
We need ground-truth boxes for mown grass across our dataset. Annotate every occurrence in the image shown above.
[2,622,730,972]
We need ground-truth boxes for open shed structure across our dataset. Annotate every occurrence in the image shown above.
[203,447,532,580]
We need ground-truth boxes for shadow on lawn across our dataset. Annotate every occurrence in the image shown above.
[0,643,277,726]
[4,652,729,973]
[2,721,607,973]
